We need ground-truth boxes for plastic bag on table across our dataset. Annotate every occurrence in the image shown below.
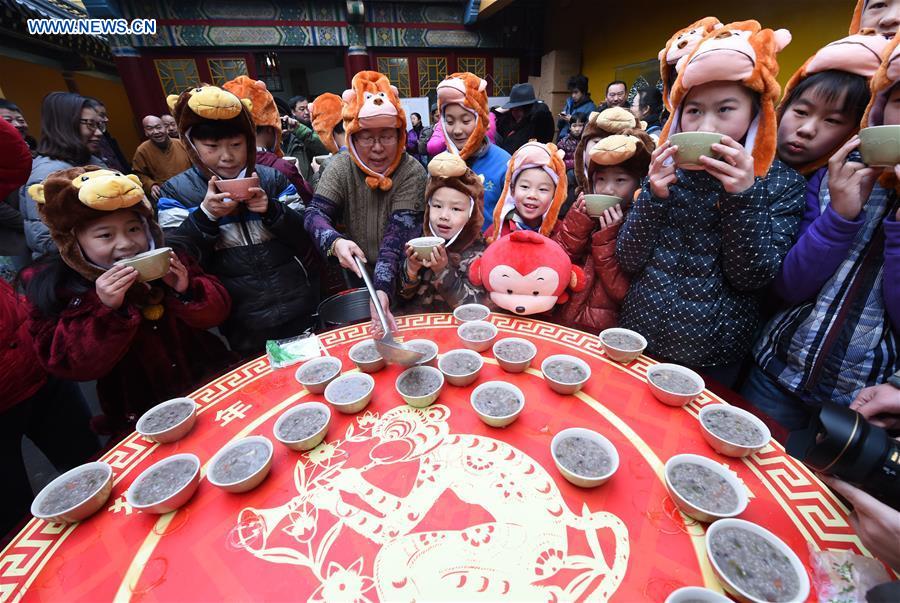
[810,543,890,602]
[265,332,322,369]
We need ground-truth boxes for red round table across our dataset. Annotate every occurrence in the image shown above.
[0,314,874,602]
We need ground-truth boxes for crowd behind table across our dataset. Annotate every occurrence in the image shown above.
[1,0,899,586]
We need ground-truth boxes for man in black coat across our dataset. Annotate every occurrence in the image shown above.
[495,83,555,155]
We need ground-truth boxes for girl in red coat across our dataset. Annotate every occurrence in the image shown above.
[23,166,235,437]
[552,128,654,333]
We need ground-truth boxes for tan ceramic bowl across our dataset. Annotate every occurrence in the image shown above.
[550,427,619,487]
[126,453,201,514]
[598,328,647,363]
[457,320,498,352]
[408,236,444,260]
[859,125,900,167]
[669,132,723,168]
[348,340,385,373]
[470,381,525,428]
[273,402,332,451]
[705,518,810,603]
[438,349,484,386]
[136,397,198,444]
[664,453,748,523]
[214,175,259,201]
[324,373,375,414]
[664,586,732,603]
[295,357,342,394]
[31,462,114,524]
[453,303,491,323]
[492,337,537,373]
[396,366,444,408]
[208,436,274,494]
[115,247,172,282]
[699,404,771,458]
[404,338,439,366]
[583,194,622,217]
[541,354,591,395]
[646,363,705,407]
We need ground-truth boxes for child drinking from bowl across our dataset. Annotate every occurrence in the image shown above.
[552,128,655,333]
[21,167,234,436]
[615,21,806,387]
[490,141,568,240]
[744,33,900,428]
[398,152,487,313]
[157,85,318,355]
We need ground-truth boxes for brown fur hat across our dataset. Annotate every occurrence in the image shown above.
[586,129,656,191]
[574,107,645,193]
[424,152,484,253]
[27,166,163,281]
[167,84,256,179]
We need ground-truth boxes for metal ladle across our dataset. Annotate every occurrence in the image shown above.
[353,255,425,366]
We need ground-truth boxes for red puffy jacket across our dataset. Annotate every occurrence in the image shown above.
[1,279,47,411]
[551,208,630,333]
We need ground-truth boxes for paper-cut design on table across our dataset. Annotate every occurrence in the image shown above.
[234,404,630,600]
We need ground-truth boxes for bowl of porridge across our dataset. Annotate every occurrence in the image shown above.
[126,453,201,514]
[664,453,748,523]
[598,328,647,363]
[492,337,537,373]
[31,462,114,523]
[208,436,274,494]
[136,397,198,444]
[114,247,172,282]
[295,356,342,394]
[858,125,900,167]
[408,236,445,260]
[706,518,809,603]
[348,339,385,373]
[274,402,331,450]
[663,586,732,603]
[699,404,771,458]
[453,303,491,323]
[646,363,705,406]
[669,131,724,169]
[324,373,375,414]
[541,354,591,395]
[470,382,525,427]
[403,339,439,366]
[396,366,444,408]
[457,320,498,352]
[438,349,484,387]
[551,428,619,487]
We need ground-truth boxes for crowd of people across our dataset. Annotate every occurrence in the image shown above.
[1,0,899,570]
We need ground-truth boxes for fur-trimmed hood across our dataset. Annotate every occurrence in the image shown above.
[27,166,163,281]
[341,71,407,191]
[310,92,344,154]
[223,75,283,156]
[437,72,490,161]
[167,84,256,180]
[424,152,484,253]
[660,20,793,178]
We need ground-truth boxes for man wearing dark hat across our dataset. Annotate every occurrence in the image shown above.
[495,83,555,155]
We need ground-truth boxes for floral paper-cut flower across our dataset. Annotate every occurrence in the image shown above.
[310,558,375,603]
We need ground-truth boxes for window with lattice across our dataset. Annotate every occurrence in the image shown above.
[457,57,486,81]
[376,57,411,97]
[492,57,520,97]
[417,57,447,97]
[208,58,249,87]
[154,59,201,97]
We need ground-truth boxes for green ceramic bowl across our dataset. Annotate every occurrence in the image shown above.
[408,236,444,260]
[583,194,622,217]
[669,132,723,168]
[859,125,900,167]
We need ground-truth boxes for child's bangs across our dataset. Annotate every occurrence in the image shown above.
[784,70,870,121]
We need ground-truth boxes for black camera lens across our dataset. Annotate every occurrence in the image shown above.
[787,402,900,508]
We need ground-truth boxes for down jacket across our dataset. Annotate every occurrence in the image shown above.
[552,209,629,333]
[616,161,805,367]
[1,279,46,411]
[159,165,317,353]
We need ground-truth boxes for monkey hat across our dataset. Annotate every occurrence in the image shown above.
[778,31,891,175]
[424,152,485,253]
[586,129,656,199]
[660,20,793,177]
[168,84,256,179]
[27,166,163,281]
[341,70,407,191]
[573,107,645,193]
[436,72,490,160]
[223,75,284,156]
[862,31,900,190]
[310,92,344,154]
[658,17,723,111]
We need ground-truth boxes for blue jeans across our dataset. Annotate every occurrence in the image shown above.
[739,364,813,431]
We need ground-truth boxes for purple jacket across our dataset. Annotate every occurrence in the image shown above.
[774,167,900,331]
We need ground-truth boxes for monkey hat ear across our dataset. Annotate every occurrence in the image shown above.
[469,256,484,287]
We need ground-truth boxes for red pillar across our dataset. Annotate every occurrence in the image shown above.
[346,51,371,79]
[113,55,166,120]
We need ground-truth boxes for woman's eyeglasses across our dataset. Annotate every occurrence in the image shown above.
[80,119,103,132]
